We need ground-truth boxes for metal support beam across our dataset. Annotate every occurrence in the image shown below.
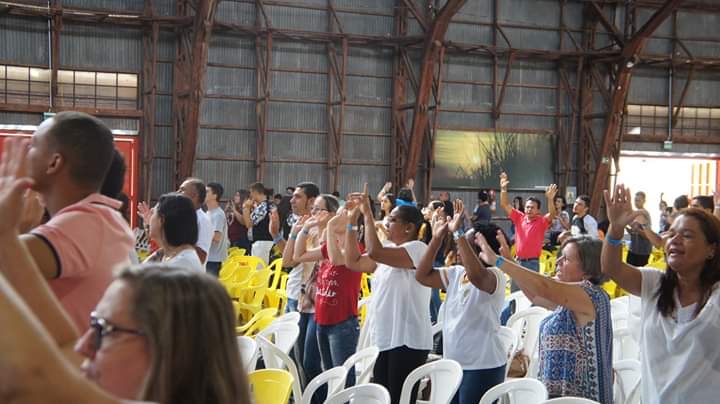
[327,0,347,191]
[254,0,272,182]
[141,1,159,201]
[49,0,61,109]
[589,1,625,47]
[391,0,409,189]
[589,0,685,215]
[172,0,219,186]
[402,0,466,185]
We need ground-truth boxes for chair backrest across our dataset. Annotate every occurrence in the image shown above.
[268,258,284,289]
[497,326,520,376]
[613,327,640,362]
[507,291,533,314]
[399,359,462,404]
[258,321,300,356]
[275,311,301,325]
[478,378,548,404]
[507,307,549,358]
[613,359,641,404]
[237,307,277,336]
[431,301,445,336]
[237,335,258,373]
[300,366,348,404]
[256,335,303,402]
[342,346,380,385]
[540,397,600,403]
[236,255,268,271]
[248,369,293,404]
[326,383,391,404]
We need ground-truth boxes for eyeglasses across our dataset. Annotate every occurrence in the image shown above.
[89,311,145,351]
[310,207,329,213]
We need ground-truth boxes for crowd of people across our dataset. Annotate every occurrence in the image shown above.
[0,111,719,404]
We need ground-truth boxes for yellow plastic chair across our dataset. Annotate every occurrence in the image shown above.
[249,369,293,404]
[264,259,288,312]
[540,249,558,277]
[228,247,246,257]
[237,307,277,336]
[235,255,268,272]
[235,269,272,322]
[360,273,372,298]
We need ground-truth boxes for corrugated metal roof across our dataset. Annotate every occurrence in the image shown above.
[337,12,393,36]
[208,35,255,65]
[344,106,391,133]
[268,101,327,130]
[155,95,174,125]
[271,71,327,101]
[334,0,394,14]
[63,0,144,12]
[156,61,174,93]
[441,82,493,109]
[0,112,43,125]
[158,32,177,61]
[446,23,492,44]
[153,126,175,158]
[216,1,255,26]
[155,0,176,16]
[201,98,256,127]
[102,117,140,131]
[268,5,327,32]
[266,131,327,160]
[0,17,49,66]
[346,47,393,77]
[272,41,327,70]
[193,159,256,193]
[499,0,558,26]
[206,66,255,97]
[60,24,142,71]
[342,134,390,162]
[151,158,176,198]
[439,111,492,129]
[197,128,255,159]
[338,165,389,197]
[346,76,392,105]
[265,162,328,193]
[445,55,493,82]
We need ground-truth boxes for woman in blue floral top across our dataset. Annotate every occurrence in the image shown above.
[475,235,613,404]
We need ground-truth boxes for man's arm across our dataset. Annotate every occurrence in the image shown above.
[19,234,59,280]
[544,184,558,222]
[499,172,512,215]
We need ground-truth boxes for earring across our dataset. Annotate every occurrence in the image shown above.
[405,230,410,233]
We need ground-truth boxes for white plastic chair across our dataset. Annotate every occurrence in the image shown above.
[506,307,549,378]
[497,326,520,377]
[399,359,462,404]
[478,378,548,404]
[357,297,374,352]
[541,397,600,403]
[507,290,532,313]
[611,296,630,330]
[612,327,640,362]
[614,359,641,404]
[326,383,391,404]
[256,335,303,402]
[342,346,380,385]
[300,366,347,404]
[275,311,301,324]
[257,320,300,356]
[236,335,258,373]
[431,301,445,337]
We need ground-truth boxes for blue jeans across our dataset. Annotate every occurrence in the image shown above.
[286,298,298,313]
[510,258,539,292]
[206,261,221,277]
[298,312,322,395]
[317,317,359,385]
[451,365,506,404]
[430,288,442,323]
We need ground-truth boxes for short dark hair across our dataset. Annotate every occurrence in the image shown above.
[157,193,198,247]
[478,189,490,202]
[100,148,126,199]
[394,205,423,236]
[331,191,340,198]
[674,194,689,210]
[527,197,542,210]
[295,182,320,199]
[249,182,265,195]
[561,236,608,285]
[207,182,224,200]
[554,195,567,210]
[577,195,591,207]
[692,195,714,211]
[47,111,114,189]
[398,187,414,202]
[185,178,206,204]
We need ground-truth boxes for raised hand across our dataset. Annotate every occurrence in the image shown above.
[19,190,44,233]
[306,210,331,229]
[603,184,642,228]
[405,178,415,189]
[474,232,499,266]
[137,201,152,225]
[0,138,34,235]
[500,172,509,190]
[431,212,449,239]
[382,182,392,193]
[448,199,465,232]
[292,215,310,233]
[545,184,558,199]
[495,229,513,260]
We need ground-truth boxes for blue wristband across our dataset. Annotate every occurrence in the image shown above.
[606,236,623,246]
[290,232,298,240]
[495,256,505,268]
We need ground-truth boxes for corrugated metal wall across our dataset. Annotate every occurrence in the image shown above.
[1,0,720,205]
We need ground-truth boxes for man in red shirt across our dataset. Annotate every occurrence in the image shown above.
[499,172,557,289]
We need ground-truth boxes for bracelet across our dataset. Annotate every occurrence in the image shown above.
[273,233,284,244]
[452,230,464,241]
[606,236,623,246]
[301,228,310,236]
[347,223,358,231]
[290,232,298,240]
[495,256,505,268]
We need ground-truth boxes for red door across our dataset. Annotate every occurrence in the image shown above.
[0,131,140,228]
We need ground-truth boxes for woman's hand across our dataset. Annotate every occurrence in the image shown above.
[243,199,255,210]
[448,199,464,232]
[269,208,280,239]
[603,184,641,229]
[292,215,310,233]
[0,138,34,236]
[137,201,152,225]
[305,211,331,229]
[430,209,449,239]
[495,229,513,260]
[499,172,509,191]
[474,232,499,266]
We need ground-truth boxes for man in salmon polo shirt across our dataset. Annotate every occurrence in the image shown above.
[19,112,135,331]
[499,172,558,291]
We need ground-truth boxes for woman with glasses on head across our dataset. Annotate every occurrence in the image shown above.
[344,185,430,404]
[475,233,613,403]
[0,139,249,404]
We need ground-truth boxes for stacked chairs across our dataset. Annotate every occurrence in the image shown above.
[264,258,288,313]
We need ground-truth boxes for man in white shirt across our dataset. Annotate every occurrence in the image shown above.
[205,182,229,277]
[570,195,599,239]
[179,178,213,266]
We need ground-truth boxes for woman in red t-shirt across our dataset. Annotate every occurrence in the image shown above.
[293,194,362,387]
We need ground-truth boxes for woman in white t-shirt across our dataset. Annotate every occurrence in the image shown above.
[416,200,507,404]
[145,193,204,272]
[602,184,720,404]
[344,187,430,404]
